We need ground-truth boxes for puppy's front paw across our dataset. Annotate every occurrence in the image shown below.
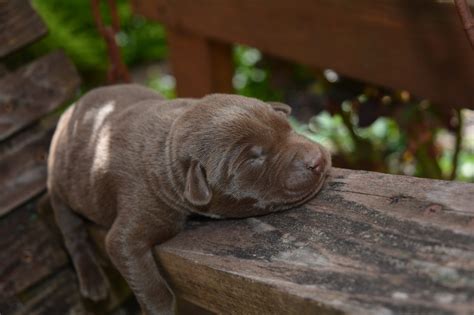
[75,253,110,302]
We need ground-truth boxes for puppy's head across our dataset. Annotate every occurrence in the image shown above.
[170,94,331,218]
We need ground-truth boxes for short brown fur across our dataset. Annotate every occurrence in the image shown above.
[47,84,331,314]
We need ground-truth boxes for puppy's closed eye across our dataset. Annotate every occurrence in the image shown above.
[249,145,264,158]
[248,145,267,164]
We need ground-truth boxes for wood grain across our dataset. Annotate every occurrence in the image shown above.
[0,116,57,217]
[135,0,474,108]
[0,0,48,57]
[154,168,474,314]
[0,51,80,141]
[167,29,234,97]
[7,268,86,315]
[0,198,68,298]
[0,201,136,315]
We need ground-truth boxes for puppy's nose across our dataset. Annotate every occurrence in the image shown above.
[284,146,325,191]
[305,155,322,173]
[301,150,323,173]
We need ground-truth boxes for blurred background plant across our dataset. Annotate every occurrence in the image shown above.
[9,0,473,182]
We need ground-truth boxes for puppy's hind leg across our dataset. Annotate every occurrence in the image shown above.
[50,192,110,301]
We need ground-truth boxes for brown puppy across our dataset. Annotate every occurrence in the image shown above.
[47,84,331,314]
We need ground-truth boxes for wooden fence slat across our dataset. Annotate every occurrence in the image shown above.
[167,29,234,97]
[0,0,48,57]
[0,198,68,298]
[0,203,135,315]
[0,117,57,217]
[7,265,136,315]
[0,51,80,141]
[7,269,85,315]
[135,0,474,108]
[154,168,474,314]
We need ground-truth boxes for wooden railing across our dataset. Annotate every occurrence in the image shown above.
[133,0,474,110]
[155,168,474,314]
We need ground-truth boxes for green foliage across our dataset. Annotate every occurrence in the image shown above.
[292,99,474,182]
[233,46,282,101]
[27,0,166,87]
[147,74,176,99]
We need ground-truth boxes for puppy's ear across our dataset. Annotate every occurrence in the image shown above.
[184,160,212,206]
[268,102,292,116]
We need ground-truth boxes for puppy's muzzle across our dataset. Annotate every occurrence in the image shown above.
[283,145,326,191]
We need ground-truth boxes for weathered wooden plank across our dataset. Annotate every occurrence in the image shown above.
[135,0,474,108]
[167,29,234,97]
[38,204,136,313]
[0,116,57,217]
[0,257,135,315]
[0,0,48,57]
[0,51,80,141]
[154,168,474,314]
[0,293,22,315]
[10,266,135,315]
[0,204,135,315]
[7,268,86,315]
[0,197,68,298]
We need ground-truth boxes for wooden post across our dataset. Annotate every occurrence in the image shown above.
[167,29,234,97]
